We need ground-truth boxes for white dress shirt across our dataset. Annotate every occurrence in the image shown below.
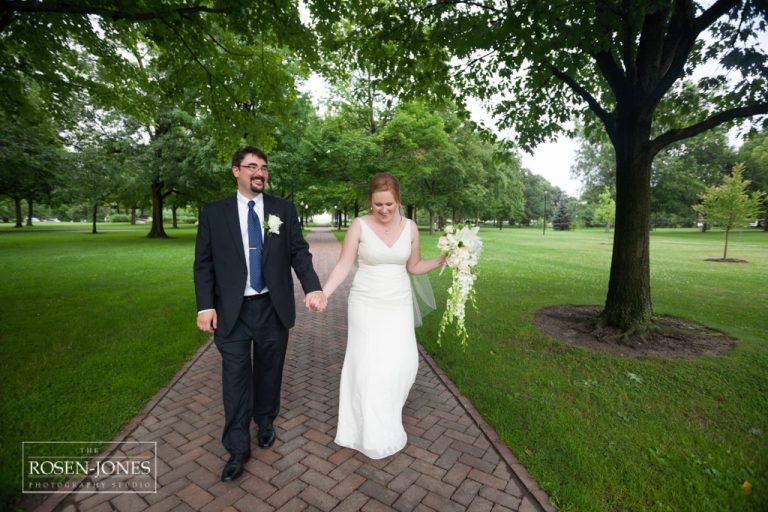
[237,191,269,296]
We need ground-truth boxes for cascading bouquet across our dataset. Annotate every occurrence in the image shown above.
[436,224,483,348]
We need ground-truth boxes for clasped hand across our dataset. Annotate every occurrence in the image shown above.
[304,291,327,312]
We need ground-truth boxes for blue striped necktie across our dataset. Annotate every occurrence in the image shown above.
[247,200,265,292]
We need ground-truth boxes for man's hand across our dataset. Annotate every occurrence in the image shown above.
[197,310,218,333]
[305,291,327,312]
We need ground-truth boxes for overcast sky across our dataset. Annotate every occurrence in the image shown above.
[462,96,583,196]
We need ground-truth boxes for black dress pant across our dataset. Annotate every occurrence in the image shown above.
[214,295,289,455]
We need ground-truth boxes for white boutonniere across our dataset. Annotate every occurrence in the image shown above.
[265,214,283,235]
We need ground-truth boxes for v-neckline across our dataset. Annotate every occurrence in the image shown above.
[361,217,408,249]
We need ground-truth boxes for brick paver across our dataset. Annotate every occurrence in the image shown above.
[40,228,554,512]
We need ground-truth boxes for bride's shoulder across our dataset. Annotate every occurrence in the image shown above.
[342,217,363,244]
[355,216,372,228]
[349,216,365,233]
[408,218,418,237]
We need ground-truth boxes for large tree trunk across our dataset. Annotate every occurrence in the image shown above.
[130,205,137,225]
[91,204,98,234]
[26,199,33,226]
[171,204,178,229]
[428,210,434,234]
[147,179,169,238]
[147,120,170,239]
[14,197,22,227]
[600,113,654,332]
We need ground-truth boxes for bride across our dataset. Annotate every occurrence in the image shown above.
[320,172,445,459]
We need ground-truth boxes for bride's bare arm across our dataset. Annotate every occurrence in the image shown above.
[406,220,446,275]
[322,218,362,299]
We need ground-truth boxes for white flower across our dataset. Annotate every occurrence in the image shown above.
[436,223,483,348]
[265,214,283,235]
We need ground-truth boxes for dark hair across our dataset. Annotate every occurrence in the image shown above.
[231,146,268,168]
[367,172,401,208]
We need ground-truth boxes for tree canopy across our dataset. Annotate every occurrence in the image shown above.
[312,0,767,330]
[3,0,766,332]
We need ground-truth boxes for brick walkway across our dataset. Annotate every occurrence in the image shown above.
[40,229,554,512]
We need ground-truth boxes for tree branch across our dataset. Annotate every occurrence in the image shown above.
[635,5,669,89]
[550,65,612,128]
[694,0,740,33]
[0,1,229,20]
[658,0,692,78]
[422,0,504,16]
[454,48,499,76]
[202,29,256,58]
[650,102,768,155]
[592,0,632,89]
[590,50,626,97]
[620,0,637,79]
[179,12,257,58]
[651,0,739,104]
[160,19,240,105]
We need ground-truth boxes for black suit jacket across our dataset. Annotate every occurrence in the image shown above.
[193,193,321,337]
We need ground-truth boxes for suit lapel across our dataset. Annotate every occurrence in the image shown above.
[225,195,246,268]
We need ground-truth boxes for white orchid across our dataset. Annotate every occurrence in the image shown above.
[437,223,483,348]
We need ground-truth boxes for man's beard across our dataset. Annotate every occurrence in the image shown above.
[250,178,265,194]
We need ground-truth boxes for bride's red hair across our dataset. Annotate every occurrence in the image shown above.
[367,172,401,208]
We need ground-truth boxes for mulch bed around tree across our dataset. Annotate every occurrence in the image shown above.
[534,305,736,359]
[705,258,748,263]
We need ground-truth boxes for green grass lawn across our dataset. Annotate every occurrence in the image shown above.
[0,226,207,510]
[414,226,767,512]
[0,221,196,232]
[0,225,765,511]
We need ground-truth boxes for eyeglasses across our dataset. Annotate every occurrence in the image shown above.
[239,164,269,173]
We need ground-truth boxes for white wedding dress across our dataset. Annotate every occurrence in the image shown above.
[334,218,418,459]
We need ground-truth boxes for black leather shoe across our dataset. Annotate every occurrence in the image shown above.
[221,453,249,482]
[257,425,276,448]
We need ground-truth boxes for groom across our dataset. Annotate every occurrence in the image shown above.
[194,146,326,482]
